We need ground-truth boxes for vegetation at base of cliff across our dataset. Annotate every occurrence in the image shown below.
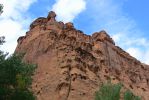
[0,37,36,100]
[124,90,141,100]
[95,81,122,100]
[95,81,141,100]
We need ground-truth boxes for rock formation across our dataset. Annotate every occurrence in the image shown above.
[15,11,149,100]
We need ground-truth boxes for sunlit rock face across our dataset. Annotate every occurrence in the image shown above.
[16,11,149,100]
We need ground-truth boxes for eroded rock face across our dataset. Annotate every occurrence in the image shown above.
[15,11,149,100]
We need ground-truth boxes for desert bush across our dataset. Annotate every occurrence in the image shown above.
[95,81,122,100]
[95,81,141,100]
[124,90,141,100]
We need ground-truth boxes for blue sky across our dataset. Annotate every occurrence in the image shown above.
[0,0,149,64]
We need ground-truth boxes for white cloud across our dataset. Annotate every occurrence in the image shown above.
[112,33,149,47]
[126,48,143,60]
[112,33,124,42]
[0,0,37,54]
[127,47,149,64]
[125,38,149,47]
[52,0,86,22]
[144,51,149,64]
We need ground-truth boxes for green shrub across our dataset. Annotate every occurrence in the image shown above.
[124,90,141,100]
[95,81,122,100]
[0,4,3,14]
[95,81,141,100]
[11,89,35,100]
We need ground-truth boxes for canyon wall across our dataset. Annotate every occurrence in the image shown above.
[15,11,149,100]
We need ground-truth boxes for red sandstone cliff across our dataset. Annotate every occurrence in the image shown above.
[15,11,149,100]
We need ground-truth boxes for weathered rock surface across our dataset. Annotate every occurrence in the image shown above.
[15,11,149,100]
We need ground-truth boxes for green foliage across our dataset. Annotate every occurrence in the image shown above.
[0,38,36,100]
[0,4,3,14]
[0,36,5,45]
[95,81,141,100]
[95,81,122,100]
[124,90,141,100]
[11,89,35,100]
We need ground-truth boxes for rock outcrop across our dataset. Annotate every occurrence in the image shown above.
[15,11,149,100]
